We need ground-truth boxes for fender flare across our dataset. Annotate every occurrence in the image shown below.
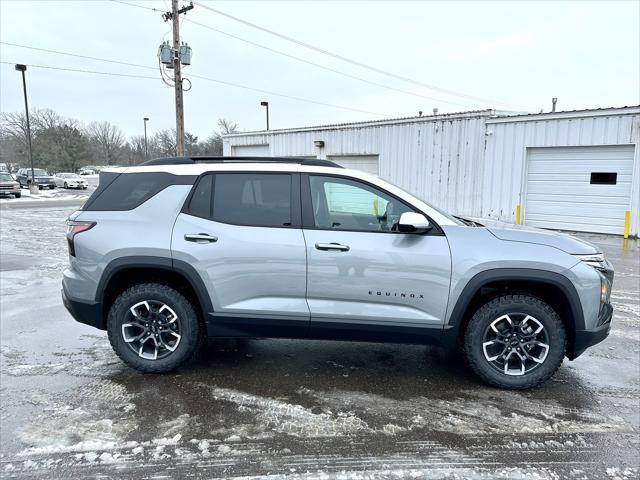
[96,255,213,317]
[441,268,585,347]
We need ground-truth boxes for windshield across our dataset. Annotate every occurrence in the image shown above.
[65,173,80,179]
[0,174,13,182]
[31,169,48,176]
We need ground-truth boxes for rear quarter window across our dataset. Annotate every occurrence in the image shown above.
[83,172,195,211]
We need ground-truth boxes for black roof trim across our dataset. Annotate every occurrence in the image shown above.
[140,156,343,168]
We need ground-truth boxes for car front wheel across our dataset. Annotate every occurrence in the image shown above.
[463,294,566,389]
[107,283,203,373]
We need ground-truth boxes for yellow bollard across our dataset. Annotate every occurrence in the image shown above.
[515,204,521,225]
[623,210,630,239]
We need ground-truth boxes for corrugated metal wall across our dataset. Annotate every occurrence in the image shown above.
[224,113,490,217]
[483,111,640,235]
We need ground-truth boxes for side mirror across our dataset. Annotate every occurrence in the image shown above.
[398,212,432,234]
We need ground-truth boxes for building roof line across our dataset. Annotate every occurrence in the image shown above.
[486,105,640,124]
[224,109,519,137]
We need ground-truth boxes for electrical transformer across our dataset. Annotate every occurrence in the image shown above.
[179,43,192,66]
[158,41,173,67]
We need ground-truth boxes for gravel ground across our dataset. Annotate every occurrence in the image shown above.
[0,203,638,479]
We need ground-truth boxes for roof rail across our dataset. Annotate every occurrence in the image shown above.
[140,156,343,168]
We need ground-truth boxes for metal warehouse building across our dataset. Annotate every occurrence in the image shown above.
[223,106,640,236]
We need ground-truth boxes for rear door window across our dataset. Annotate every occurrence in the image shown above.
[213,173,292,228]
[185,174,213,219]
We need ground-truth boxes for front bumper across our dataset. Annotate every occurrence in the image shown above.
[569,303,613,359]
[62,287,105,330]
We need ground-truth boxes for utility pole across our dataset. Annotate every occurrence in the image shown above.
[172,0,185,156]
[15,64,37,194]
[161,1,193,157]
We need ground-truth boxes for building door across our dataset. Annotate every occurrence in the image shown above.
[524,145,635,234]
[328,155,379,175]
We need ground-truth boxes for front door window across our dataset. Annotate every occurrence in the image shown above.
[309,175,414,232]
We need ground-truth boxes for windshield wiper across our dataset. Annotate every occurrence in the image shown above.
[453,215,483,227]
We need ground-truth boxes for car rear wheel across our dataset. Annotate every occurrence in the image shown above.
[64,182,68,188]
[14,193,21,198]
[463,294,566,389]
[107,283,203,373]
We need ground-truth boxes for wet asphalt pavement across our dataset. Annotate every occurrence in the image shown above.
[0,203,638,479]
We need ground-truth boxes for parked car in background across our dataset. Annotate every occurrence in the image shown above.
[0,172,21,198]
[78,168,96,175]
[0,163,9,173]
[55,173,88,189]
[16,168,56,189]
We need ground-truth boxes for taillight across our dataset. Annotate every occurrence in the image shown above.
[66,220,96,256]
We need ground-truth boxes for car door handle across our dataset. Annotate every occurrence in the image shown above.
[184,233,218,243]
[315,242,350,252]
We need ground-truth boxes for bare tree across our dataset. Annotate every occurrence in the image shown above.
[86,121,125,165]
[217,118,239,135]
[0,111,29,145]
[203,118,240,155]
[154,129,178,157]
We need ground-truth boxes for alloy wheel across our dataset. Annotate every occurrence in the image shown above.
[482,313,549,376]
[122,300,182,360]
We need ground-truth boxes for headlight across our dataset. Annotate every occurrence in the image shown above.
[575,253,605,268]
[574,253,613,304]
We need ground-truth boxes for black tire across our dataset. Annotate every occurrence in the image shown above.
[463,294,566,389]
[14,193,21,198]
[64,182,68,188]
[107,283,203,373]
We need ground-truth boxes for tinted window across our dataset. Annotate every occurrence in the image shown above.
[213,173,291,227]
[309,176,414,232]
[84,172,195,211]
[186,174,213,218]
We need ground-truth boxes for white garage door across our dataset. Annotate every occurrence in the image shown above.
[525,145,635,234]
[328,155,379,175]
[231,144,270,156]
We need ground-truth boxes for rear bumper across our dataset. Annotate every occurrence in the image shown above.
[569,303,613,359]
[62,287,105,330]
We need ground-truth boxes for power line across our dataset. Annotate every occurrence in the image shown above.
[0,42,157,71]
[107,0,517,109]
[110,0,473,108]
[0,60,390,117]
[183,18,472,109]
[0,61,157,79]
[110,0,160,12]
[193,1,521,108]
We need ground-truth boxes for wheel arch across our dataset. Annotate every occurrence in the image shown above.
[442,268,585,357]
[97,256,212,329]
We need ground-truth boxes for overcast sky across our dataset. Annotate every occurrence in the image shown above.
[1,0,638,139]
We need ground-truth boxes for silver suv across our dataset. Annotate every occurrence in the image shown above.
[62,157,614,389]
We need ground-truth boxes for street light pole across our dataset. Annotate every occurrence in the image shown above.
[15,64,37,193]
[260,101,269,131]
[143,117,149,160]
